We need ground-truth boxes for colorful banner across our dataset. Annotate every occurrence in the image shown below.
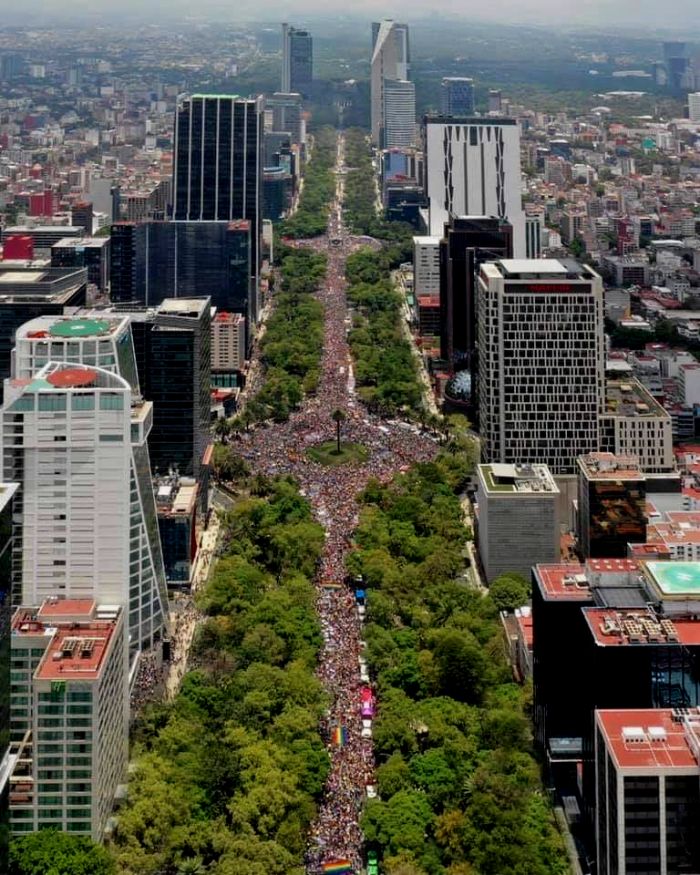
[323,860,353,874]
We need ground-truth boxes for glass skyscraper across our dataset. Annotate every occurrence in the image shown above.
[172,94,262,319]
[281,24,313,97]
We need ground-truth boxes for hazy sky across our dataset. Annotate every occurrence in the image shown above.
[4,0,700,30]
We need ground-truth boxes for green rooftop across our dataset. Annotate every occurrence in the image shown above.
[646,562,700,595]
[49,319,111,339]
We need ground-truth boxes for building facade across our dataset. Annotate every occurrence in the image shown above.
[211,310,246,372]
[423,116,526,255]
[595,708,700,875]
[477,259,605,476]
[172,94,262,315]
[439,215,513,373]
[382,79,415,149]
[110,220,254,330]
[1,360,169,650]
[371,20,410,147]
[440,77,475,116]
[412,236,441,298]
[600,379,675,475]
[267,92,304,146]
[577,453,647,559]
[476,463,560,583]
[8,599,128,842]
[281,24,313,97]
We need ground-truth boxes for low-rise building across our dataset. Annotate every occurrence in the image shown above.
[601,378,675,475]
[476,463,560,583]
[577,453,647,559]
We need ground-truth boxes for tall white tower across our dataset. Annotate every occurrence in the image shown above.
[423,116,527,256]
[2,360,169,651]
[371,20,410,147]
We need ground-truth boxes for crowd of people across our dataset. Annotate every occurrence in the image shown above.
[231,135,439,872]
[130,649,165,712]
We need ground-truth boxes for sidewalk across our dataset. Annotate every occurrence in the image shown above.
[163,512,221,700]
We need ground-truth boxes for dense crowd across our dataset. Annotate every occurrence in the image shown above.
[232,136,438,872]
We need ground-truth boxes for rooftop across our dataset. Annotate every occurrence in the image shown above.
[479,463,559,494]
[49,318,113,339]
[578,452,644,481]
[499,258,569,275]
[644,561,700,598]
[605,378,668,419]
[12,599,121,682]
[157,298,209,317]
[583,607,684,646]
[534,564,591,601]
[597,709,699,771]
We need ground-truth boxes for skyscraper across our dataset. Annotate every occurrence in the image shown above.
[172,94,262,316]
[477,259,605,476]
[382,79,416,148]
[438,216,513,372]
[281,24,313,97]
[423,116,526,255]
[371,20,410,147]
[110,221,253,328]
[1,360,169,650]
[440,77,475,116]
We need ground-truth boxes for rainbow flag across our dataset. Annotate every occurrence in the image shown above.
[323,860,353,875]
[331,726,348,748]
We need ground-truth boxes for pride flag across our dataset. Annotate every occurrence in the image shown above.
[332,726,348,747]
[323,860,353,875]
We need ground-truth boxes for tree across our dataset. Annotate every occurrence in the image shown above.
[488,574,531,612]
[9,831,116,875]
[331,408,346,454]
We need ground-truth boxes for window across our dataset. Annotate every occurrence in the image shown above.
[99,394,124,411]
[10,396,34,412]
[38,395,67,412]
[99,434,123,443]
[72,395,95,411]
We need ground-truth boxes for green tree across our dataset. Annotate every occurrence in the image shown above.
[10,831,116,875]
[488,574,531,612]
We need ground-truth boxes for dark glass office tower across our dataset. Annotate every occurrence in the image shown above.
[110,221,253,341]
[281,25,313,97]
[172,95,262,317]
[440,78,475,116]
[127,299,211,482]
[439,216,513,371]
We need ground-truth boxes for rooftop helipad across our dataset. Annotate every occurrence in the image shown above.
[49,319,112,339]
[645,561,700,596]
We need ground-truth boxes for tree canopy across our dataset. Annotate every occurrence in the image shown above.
[10,831,115,875]
[350,444,568,873]
[109,476,328,875]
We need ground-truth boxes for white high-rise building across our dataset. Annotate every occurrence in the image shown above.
[477,259,605,476]
[424,116,527,256]
[412,236,441,297]
[382,79,416,148]
[1,359,169,650]
[371,20,410,147]
[689,92,700,122]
